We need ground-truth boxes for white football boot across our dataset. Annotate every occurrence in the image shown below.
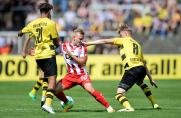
[42,104,55,114]
[117,108,134,112]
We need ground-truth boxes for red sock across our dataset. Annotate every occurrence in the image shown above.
[91,90,110,108]
[55,91,68,103]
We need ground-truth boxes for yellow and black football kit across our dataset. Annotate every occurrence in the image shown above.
[113,36,144,70]
[21,17,58,77]
[113,36,157,110]
[21,17,59,107]
[112,36,146,90]
[21,17,58,60]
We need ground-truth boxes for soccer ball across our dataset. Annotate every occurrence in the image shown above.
[60,96,74,109]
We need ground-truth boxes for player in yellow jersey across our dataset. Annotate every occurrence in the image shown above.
[22,34,49,106]
[85,24,160,112]
[22,36,74,112]
[18,3,60,114]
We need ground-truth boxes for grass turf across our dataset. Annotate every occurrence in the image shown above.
[0,80,180,118]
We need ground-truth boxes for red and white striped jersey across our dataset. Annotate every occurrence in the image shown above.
[61,42,88,75]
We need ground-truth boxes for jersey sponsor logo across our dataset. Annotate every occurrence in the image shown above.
[130,58,142,62]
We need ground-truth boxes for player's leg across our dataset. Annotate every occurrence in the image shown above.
[115,88,134,112]
[36,57,57,114]
[81,74,115,113]
[136,81,160,109]
[54,79,68,104]
[42,75,56,114]
[41,77,48,107]
[115,71,135,112]
[29,77,43,101]
[135,66,160,109]
[54,74,75,112]
[29,69,44,101]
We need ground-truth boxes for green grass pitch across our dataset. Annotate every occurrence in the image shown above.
[0,80,180,118]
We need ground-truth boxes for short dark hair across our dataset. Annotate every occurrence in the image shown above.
[73,28,85,35]
[117,24,132,34]
[38,3,53,13]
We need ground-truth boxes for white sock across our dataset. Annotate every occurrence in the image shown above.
[107,106,114,112]
[41,96,46,101]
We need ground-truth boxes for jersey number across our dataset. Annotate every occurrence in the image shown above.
[133,43,138,55]
[36,27,43,44]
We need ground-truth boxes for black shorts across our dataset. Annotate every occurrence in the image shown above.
[118,66,146,91]
[36,57,57,77]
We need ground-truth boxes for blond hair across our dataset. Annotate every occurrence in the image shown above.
[73,28,85,35]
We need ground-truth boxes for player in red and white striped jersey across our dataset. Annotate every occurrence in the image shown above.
[54,28,115,113]
[62,41,87,75]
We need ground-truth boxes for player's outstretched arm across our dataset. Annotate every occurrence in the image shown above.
[86,38,114,46]
[22,37,32,58]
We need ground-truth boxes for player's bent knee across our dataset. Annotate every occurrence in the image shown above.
[118,83,130,92]
[117,88,126,94]
[83,83,95,93]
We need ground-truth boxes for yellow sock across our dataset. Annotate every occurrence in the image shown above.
[31,78,43,95]
[139,83,156,105]
[122,101,132,109]
[147,95,156,105]
[45,90,54,106]
[45,98,53,106]
[31,88,37,95]
[115,93,132,109]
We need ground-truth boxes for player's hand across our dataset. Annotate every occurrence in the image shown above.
[28,48,35,56]
[18,31,23,37]
[80,41,87,46]
[22,51,26,59]
[65,48,72,56]
[150,80,158,88]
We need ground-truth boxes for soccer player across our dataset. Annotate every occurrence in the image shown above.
[22,36,73,112]
[84,24,160,112]
[24,44,48,105]
[54,28,115,113]
[28,48,48,106]
[18,3,61,114]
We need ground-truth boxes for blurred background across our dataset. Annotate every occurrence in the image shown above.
[0,0,180,55]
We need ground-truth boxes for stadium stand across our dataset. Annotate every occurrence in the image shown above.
[0,0,180,54]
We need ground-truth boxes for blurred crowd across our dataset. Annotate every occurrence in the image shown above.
[0,0,181,54]
[53,0,181,40]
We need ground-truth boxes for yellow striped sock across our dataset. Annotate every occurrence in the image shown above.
[115,93,132,109]
[32,78,43,94]
[140,83,156,105]
[45,90,54,106]
[42,81,48,97]
[30,88,37,95]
